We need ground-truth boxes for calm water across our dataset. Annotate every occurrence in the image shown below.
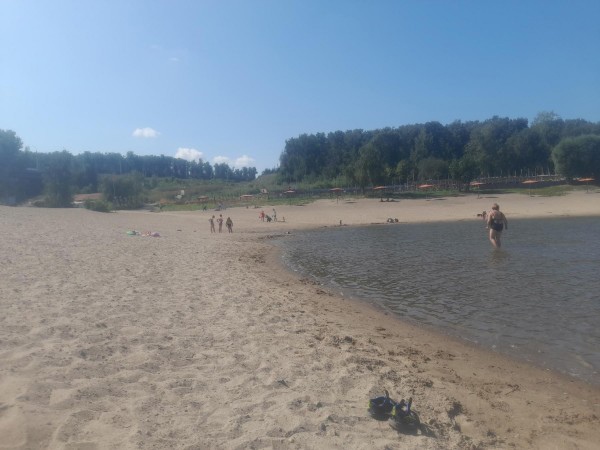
[278,217,600,384]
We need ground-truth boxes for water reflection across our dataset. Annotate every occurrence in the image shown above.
[279,217,600,384]
[489,249,510,265]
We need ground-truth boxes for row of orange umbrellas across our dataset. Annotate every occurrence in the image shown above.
[247,178,595,200]
[374,184,434,189]
[374,184,435,189]
[470,178,595,185]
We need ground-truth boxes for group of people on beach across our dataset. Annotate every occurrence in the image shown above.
[207,202,507,247]
[209,214,233,233]
[259,208,284,223]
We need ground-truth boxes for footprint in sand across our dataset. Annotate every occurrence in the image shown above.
[0,377,28,448]
[0,404,27,448]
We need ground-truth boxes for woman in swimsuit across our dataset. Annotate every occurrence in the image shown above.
[486,203,508,249]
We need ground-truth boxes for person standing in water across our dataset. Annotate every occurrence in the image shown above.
[486,203,508,248]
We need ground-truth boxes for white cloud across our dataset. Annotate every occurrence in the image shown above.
[212,155,256,168]
[132,127,160,138]
[175,147,203,162]
[234,155,256,168]
[212,156,232,166]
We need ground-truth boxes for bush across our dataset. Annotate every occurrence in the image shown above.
[101,173,145,209]
[84,199,112,212]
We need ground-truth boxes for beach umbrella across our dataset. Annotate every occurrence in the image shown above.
[470,181,486,198]
[330,187,344,203]
[417,184,434,200]
[284,189,296,204]
[522,179,538,196]
[577,177,595,193]
[372,185,388,200]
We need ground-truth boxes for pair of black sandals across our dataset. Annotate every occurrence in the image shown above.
[368,390,421,431]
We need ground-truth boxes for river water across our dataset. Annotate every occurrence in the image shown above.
[277,217,600,385]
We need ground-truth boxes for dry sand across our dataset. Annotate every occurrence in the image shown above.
[1,190,599,449]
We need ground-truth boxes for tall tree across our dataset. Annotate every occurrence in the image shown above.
[395,159,415,183]
[42,150,74,207]
[449,155,480,186]
[355,142,385,187]
[0,130,41,203]
[466,116,529,176]
[418,157,449,181]
[552,135,600,180]
[0,130,24,202]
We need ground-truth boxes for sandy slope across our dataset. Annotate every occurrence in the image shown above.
[1,190,599,449]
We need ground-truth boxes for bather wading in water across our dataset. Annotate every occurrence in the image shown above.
[486,203,508,249]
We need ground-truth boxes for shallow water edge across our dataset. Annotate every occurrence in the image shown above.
[274,217,600,386]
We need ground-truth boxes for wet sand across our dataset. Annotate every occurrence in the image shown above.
[1,190,599,449]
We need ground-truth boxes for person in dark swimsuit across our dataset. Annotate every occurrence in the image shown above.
[486,203,508,248]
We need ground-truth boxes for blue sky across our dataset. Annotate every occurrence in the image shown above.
[2,0,599,173]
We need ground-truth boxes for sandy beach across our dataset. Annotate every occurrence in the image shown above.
[1,191,599,449]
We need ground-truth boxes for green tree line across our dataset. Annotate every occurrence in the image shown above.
[278,112,600,186]
[3,112,600,207]
[0,132,257,206]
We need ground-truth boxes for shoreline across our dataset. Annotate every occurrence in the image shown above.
[269,216,599,388]
[259,226,600,449]
[1,190,599,449]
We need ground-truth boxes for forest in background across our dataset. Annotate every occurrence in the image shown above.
[278,112,600,187]
[2,112,600,208]
[0,132,257,207]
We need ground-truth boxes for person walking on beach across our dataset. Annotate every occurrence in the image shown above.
[217,214,224,233]
[486,203,508,248]
[226,217,233,233]
[272,208,277,222]
[209,215,216,233]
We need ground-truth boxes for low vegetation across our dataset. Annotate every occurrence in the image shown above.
[1,111,599,209]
